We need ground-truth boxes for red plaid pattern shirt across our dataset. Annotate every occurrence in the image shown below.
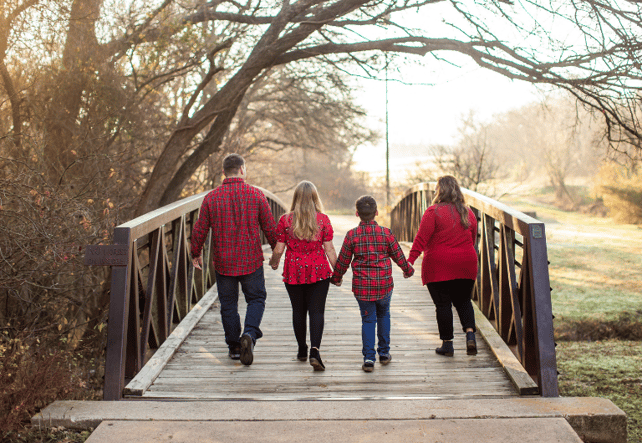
[190,177,277,276]
[331,220,414,301]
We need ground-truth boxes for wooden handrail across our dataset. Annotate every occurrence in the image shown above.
[93,187,287,400]
[390,182,558,397]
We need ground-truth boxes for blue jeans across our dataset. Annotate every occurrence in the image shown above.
[356,291,392,362]
[215,266,267,349]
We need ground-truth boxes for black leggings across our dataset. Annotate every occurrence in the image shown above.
[427,279,476,341]
[284,279,330,349]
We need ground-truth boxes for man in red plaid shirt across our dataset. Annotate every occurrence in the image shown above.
[331,195,413,372]
[191,154,277,366]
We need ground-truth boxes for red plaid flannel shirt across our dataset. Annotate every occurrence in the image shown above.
[190,177,277,276]
[331,220,414,301]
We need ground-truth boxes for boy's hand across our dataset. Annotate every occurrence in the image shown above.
[403,266,414,278]
[332,278,342,287]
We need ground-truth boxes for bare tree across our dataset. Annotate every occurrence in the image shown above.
[179,62,376,203]
[115,0,642,213]
[4,0,642,210]
[420,112,501,192]
[489,96,603,205]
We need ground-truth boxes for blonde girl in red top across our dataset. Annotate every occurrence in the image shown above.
[269,181,337,371]
[408,175,479,357]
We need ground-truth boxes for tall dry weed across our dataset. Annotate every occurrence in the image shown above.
[594,162,642,224]
[0,336,81,431]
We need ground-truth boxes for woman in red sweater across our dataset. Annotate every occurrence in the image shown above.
[408,176,478,356]
[269,181,337,371]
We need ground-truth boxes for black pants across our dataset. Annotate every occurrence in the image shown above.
[427,279,476,341]
[284,279,330,349]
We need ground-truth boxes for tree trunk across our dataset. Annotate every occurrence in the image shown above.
[134,67,261,215]
[43,0,103,181]
[134,1,332,215]
[0,19,23,155]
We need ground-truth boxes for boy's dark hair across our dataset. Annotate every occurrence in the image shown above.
[223,153,245,175]
[356,195,377,221]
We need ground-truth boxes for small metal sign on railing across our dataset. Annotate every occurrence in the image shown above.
[84,245,129,266]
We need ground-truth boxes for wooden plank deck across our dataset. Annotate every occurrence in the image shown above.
[137,216,518,400]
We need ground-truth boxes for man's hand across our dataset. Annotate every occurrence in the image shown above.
[331,278,342,287]
[192,256,203,270]
[403,266,414,279]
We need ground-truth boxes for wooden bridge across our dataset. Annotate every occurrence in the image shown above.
[122,217,519,401]
[33,183,629,442]
[96,183,556,401]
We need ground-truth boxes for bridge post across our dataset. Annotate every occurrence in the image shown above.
[103,227,133,401]
[526,223,559,397]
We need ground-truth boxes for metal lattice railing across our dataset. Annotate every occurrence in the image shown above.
[87,188,287,400]
[390,182,558,397]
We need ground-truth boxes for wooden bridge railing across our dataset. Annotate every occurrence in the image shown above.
[89,188,287,400]
[390,182,558,397]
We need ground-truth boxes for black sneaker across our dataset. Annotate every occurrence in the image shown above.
[229,345,241,360]
[362,360,375,372]
[435,340,454,356]
[309,348,325,371]
[240,334,254,366]
[466,331,477,355]
[297,345,308,362]
[379,354,392,365]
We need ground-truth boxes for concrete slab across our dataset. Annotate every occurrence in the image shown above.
[85,418,584,443]
[32,397,626,443]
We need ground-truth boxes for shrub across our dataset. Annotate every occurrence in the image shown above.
[594,162,642,224]
[0,336,79,431]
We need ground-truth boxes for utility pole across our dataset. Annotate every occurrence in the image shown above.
[385,54,390,208]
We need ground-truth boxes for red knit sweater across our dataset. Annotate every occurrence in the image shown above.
[408,203,478,285]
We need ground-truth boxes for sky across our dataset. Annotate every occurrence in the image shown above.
[346,0,567,180]
[350,58,544,179]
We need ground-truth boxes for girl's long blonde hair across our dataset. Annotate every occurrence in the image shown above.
[290,181,324,241]
[432,175,471,229]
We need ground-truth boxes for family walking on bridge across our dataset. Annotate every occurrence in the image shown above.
[191,153,479,372]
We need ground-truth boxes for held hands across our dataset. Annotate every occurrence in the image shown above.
[331,278,342,287]
[403,266,415,279]
[269,255,279,270]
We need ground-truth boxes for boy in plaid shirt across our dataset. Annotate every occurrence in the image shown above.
[331,196,413,372]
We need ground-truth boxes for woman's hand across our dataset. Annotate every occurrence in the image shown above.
[323,241,338,269]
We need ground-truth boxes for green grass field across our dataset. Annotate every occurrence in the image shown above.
[505,196,642,442]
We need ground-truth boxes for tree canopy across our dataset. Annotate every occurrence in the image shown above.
[2,0,642,213]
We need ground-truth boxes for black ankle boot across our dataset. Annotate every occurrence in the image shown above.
[309,347,325,371]
[466,331,477,355]
[435,340,454,356]
[297,345,308,361]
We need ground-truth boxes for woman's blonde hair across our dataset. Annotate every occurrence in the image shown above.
[290,181,324,241]
[432,175,471,229]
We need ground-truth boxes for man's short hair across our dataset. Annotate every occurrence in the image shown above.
[356,195,377,221]
[222,153,245,176]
